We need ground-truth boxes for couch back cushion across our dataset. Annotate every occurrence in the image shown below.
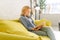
[0,20,29,35]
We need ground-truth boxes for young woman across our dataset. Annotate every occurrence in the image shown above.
[19,6,56,40]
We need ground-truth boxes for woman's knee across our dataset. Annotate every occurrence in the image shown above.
[41,27,52,32]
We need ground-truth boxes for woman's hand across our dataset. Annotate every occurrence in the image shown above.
[32,25,43,31]
[36,25,43,30]
[31,22,45,31]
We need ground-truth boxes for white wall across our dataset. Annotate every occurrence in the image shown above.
[40,14,60,27]
[0,0,30,20]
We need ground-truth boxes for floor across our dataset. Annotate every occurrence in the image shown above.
[52,26,60,40]
[54,31,60,40]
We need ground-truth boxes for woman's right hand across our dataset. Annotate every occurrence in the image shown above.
[32,25,43,31]
[32,28,38,31]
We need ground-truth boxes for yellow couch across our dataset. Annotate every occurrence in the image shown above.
[0,19,51,40]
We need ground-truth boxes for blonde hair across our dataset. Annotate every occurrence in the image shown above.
[21,6,30,16]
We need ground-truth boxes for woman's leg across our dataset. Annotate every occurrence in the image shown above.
[30,30,47,36]
[41,27,56,40]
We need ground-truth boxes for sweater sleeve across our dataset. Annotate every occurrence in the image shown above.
[19,16,34,31]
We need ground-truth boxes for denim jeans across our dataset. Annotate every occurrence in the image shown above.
[30,27,56,40]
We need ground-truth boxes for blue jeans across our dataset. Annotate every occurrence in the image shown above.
[30,27,56,40]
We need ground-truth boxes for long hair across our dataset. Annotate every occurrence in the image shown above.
[21,6,30,16]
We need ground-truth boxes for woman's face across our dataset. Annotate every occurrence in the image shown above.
[25,8,31,16]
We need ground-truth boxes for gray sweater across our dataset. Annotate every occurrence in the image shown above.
[19,16,36,31]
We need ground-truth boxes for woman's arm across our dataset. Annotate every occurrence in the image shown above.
[33,22,46,30]
[32,25,43,31]
[20,16,43,31]
[20,16,35,31]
